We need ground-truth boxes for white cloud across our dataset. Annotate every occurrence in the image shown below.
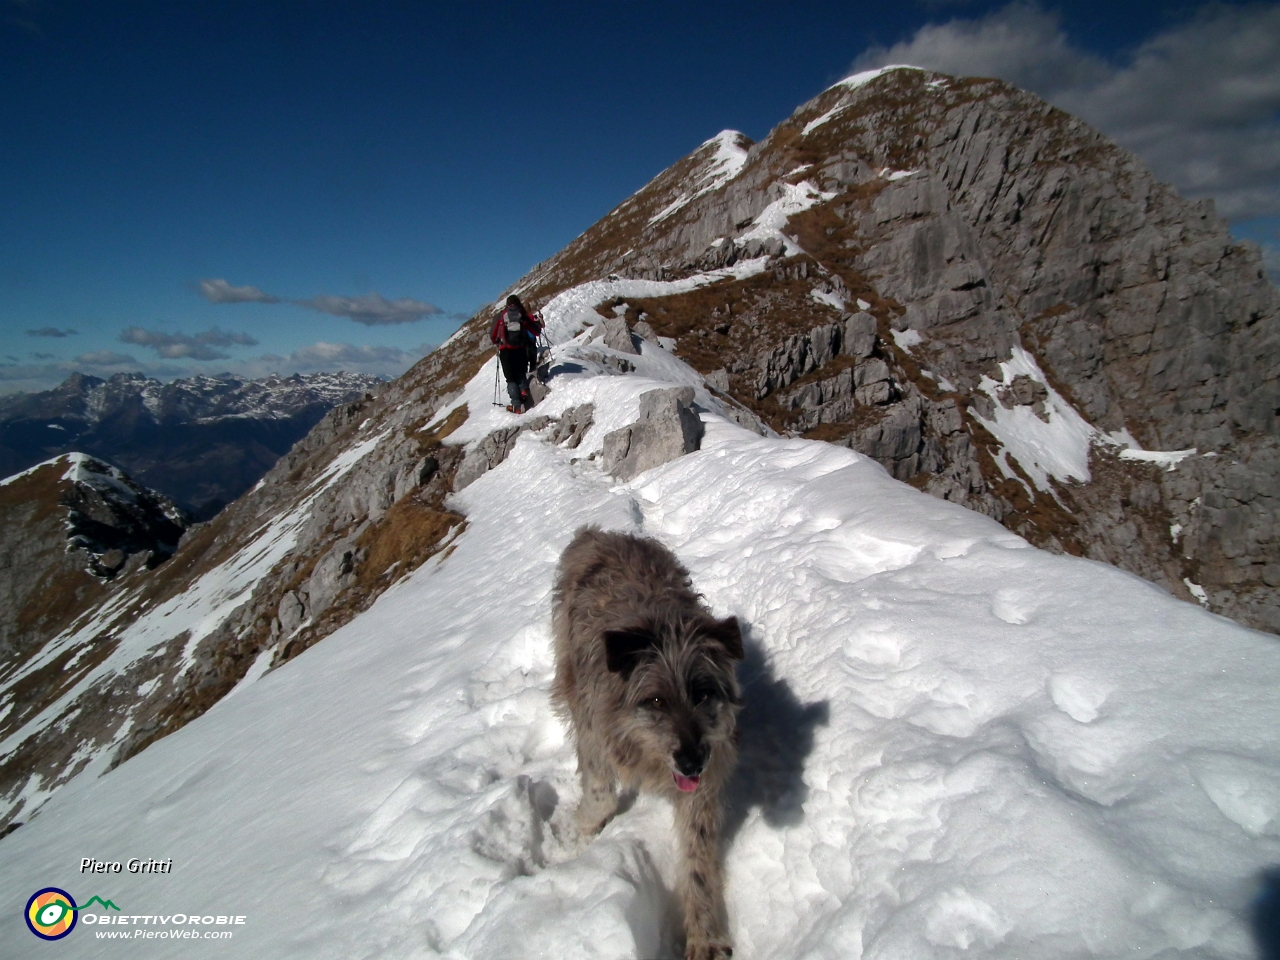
[120,326,259,361]
[852,3,1280,218]
[198,278,280,304]
[73,350,139,366]
[298,293,441,326]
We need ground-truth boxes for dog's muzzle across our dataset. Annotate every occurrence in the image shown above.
[673,743,708,791]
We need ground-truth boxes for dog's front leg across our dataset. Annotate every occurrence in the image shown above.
[675,789,732,960]
[574,746,618,837]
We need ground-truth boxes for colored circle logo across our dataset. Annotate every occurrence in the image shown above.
[25,888,78,940]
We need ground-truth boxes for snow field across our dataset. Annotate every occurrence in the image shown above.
[1,327,1278,959]
[971,346,1098,491]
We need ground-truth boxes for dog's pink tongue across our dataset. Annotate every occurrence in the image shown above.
[673,773,700,792]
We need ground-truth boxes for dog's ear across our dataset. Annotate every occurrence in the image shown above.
[604,628,656,680]
[704,616,744,661]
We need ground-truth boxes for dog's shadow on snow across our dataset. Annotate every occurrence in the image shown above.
[1255,866,1280,960]
[723,638,830,845]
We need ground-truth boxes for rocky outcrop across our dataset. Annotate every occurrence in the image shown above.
[600,387,705,481]
[519,68,1277,633]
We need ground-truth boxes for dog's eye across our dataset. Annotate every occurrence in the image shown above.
[691,685,714,705]
[649,697,665,710]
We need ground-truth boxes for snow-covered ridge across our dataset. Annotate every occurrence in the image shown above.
[1,451,151,508]
[2,300,1276,959]
[829,63,924,93]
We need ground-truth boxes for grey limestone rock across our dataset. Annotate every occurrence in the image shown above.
[598,315,640,355]
[278,590,307,637]
[306,539,363,618]
[632,319,661,344]
[600,387,705,481]
[548,404,596,449]
[456,425,529,491]
[842,313,877,358]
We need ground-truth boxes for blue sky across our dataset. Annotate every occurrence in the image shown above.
[2,0,1277,393]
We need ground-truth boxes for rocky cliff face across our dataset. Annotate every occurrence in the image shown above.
[514,65,1279,634]
[2,65,1275,831]
[0,371,385,519]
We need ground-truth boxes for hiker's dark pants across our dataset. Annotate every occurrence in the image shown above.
[499,348,531,409]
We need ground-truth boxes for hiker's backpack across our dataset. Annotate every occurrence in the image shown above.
[501,306,528,348]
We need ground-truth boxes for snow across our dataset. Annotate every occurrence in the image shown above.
[3,334,1279,960]
[802,106,843,136]
[61,451,139,502]
[890,328,923,352]
[0,452,148,506]
[649,131,750,225]
[1185,579,1210,607]
[970,346,1097,491]
[829,64,923,92]
[736,181,836,256]
[810,288,846,311]
[437,262,773,385]
[881,168,917,181]
[1121,447,1197,468]
[0,431,392,820]
[0,453,65,487]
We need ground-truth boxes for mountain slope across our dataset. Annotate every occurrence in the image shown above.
[0,371,384,518]
[2,63,1276,852]
[508,66,1279,635]
[0,322,1276,958]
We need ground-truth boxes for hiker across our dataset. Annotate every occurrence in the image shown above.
[490,294,544,413]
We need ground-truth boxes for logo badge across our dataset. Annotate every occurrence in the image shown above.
[26,887,78,940]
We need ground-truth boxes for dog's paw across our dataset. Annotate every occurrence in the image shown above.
[685,939,733,960]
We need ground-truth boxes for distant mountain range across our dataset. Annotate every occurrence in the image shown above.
[0,371,384,519]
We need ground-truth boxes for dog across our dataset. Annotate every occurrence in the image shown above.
[552,527,743,960]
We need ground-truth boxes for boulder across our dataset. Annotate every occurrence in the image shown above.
[600,387,704,481]
[842,312,877,358]
[633,319,661,344]
[599,315,640,355]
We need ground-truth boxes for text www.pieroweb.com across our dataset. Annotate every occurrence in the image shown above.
[84,914,245,940]
[96,929,233,939]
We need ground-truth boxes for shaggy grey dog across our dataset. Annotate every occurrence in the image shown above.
[552,527,743,960]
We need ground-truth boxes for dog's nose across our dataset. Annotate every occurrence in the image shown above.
[675,743,708,777]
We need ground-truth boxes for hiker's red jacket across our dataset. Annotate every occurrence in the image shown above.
[491,307,543,350]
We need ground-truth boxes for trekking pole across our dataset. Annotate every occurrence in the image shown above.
[491,350,504,407]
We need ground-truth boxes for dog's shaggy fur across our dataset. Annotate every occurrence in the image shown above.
[552,527,743,960]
